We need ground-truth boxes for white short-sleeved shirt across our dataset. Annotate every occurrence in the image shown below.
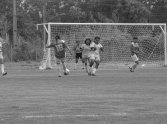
[90,42,103,55]
[81,44,90,55]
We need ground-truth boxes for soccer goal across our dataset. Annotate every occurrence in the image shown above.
[37,23,167,69]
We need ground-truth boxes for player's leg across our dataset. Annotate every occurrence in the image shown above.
[61,58,69,75]
[56,58,62,77]
[80,54,85,70]
[132,61,139,71]
[91,55,100,76]
[129,54,139,72]
[74,53,79,70]
[88,54,95,75]
[82,55,88,73]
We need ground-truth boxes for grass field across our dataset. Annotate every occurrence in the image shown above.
[1,63,167,124]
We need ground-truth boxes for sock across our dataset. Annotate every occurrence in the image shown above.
[89,66,94,74]
[57,64,62,76]
[85,63,88,73]
[62,63,67,73]
[1,64,5,74]
[82,63,85,69]
[92,68,97,74]
[132,63,137,70]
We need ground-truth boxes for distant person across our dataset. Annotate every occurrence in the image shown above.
[0,33,7,76]
[129,36,143,72]
[46,35,73,77]
[80,38,91,73]
[73,40,84,70]
[88,36,103,76]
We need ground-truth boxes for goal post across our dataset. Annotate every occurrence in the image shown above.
[37,23,167,70]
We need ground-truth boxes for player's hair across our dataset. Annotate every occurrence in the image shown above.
[94,36,100,40]
[84,38,91,45]
[55,35,60,39]
[133,36,138,40]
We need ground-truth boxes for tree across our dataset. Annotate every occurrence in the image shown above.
[140,0,167,23]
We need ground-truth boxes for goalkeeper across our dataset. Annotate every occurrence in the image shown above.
[73,40,84,70]
[129,36,142,72]
[46,35,73,77]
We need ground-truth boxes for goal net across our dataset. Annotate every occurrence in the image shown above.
[37,23,167,70]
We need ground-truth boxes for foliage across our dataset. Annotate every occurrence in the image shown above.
[0,0,166,62]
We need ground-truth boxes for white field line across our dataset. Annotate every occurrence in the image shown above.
[22,111,167,119]
[22,113,129,119]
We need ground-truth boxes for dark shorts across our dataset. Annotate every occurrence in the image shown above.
[76,53,82,59]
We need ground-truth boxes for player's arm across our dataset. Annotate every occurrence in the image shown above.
[46,43,54,48]
[65,43,73,56]
[100,44,104,52]
[90,43,96,51]
[80,44,84,51]
[138,47,145,54]
[130,44,134,55]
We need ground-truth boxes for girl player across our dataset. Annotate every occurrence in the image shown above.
[81,38,91,73]
[88,36,103,76]
[46,35,73,77]
[73,40,84,70]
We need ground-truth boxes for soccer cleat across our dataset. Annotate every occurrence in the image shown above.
[64,72,69,75]
[58,75,62,77]
[64,72,68,75]
[128,67,134,72]
[64,69,70,75]
[88,72,91,76]
[91,73,96,76]
[2,72,7,76]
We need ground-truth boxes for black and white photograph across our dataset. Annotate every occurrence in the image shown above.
[0,0,167,124]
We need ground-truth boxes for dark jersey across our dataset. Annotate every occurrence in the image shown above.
[130,42,140,56]
[49,40,67,58]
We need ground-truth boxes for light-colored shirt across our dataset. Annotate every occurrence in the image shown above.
[81,44,90,55]
[90,42,103,55]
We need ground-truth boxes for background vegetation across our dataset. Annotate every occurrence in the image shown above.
[0,0,167,62]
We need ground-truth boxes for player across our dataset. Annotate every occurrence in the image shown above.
[0,33,7,76]
[46,35,73,77]
[129,36,142,72]
[80,38,91,73]
[88,36,103,76]
[73,40,84,70]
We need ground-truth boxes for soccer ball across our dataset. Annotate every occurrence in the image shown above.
[141,64,145,67]
[64,68,70,75]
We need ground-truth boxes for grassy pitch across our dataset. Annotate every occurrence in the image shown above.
[0,63,167,124]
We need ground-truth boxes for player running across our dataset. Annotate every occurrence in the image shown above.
[0,33,7,76]
[46,35,73,77]
[73,40,84,70]
[80,38,91,73]
[129,36,142,72]
[88,36,103,76]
